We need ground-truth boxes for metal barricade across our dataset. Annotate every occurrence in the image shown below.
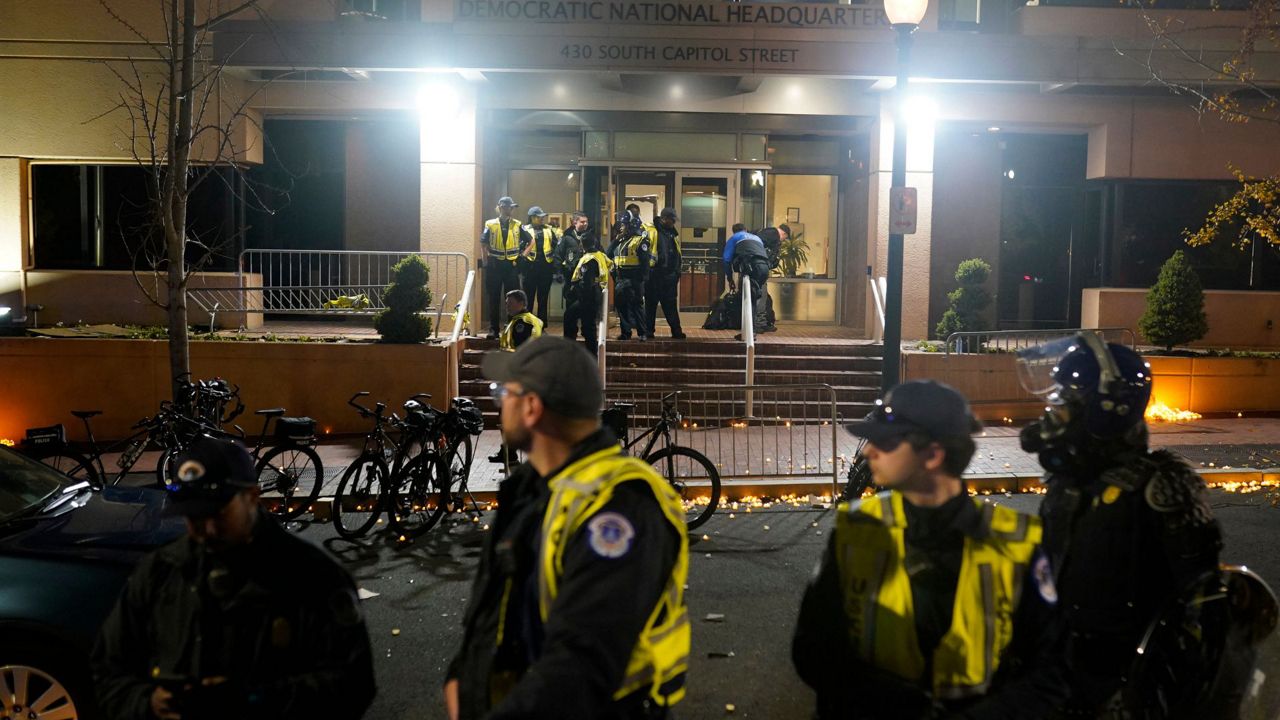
[189,250,472,328]
[605,384,841,496]
[945,327,1137,355]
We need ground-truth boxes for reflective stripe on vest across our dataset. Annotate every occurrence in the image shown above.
[499,311,543,351]
[486,217,523,260]
[834,490,1040,698]
[522,224,560,263]
[614,234,654,269]
[538,445,691,706]
[572,251,614,288]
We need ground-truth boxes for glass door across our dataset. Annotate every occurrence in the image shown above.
[675,172,737,311]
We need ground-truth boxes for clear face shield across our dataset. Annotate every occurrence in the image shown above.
[1016,336,1084,443]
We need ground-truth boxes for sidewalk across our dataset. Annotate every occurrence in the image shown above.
[301,416,1280,497]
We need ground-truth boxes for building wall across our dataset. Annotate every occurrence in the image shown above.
[344,120,420,253]
[1083,287,1280,349]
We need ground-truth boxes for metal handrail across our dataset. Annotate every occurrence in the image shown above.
[597,284,610,389]
[739,271,756,417]
[449,270,476,343]
[869,275,887,341]
[944,327,1138,355]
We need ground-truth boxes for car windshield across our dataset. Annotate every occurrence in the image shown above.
[0,446,75,523]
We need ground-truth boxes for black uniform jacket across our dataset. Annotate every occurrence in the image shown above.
[91,510,376,720]
[446,429,680,720]
[793,493,1066,720]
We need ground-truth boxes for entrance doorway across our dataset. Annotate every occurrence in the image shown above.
[615,169,738,311]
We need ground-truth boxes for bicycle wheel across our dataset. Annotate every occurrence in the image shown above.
[388,452,448,538]
[256,445,324,521]
[441,434,474,511]
[32,449,100,487]
[645,445,721,531]
[156,446,181,488]
[332,455,388,539]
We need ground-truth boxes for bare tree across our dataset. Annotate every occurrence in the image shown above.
[94,0,270,403]
[1122,0,1280,254]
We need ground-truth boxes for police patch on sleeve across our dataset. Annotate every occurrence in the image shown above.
[587,512,636,559]
[1032,553,1058,605]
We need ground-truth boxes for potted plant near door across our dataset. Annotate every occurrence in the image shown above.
[773,227,810,318]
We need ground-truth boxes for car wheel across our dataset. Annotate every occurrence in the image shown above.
[1,650,93,720]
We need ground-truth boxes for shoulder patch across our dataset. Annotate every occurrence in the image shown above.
[1033,553,1058,605]
[586,512,636,559]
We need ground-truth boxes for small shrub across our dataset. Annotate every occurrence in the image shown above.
[936,258,992,339]
[1138,250,1208,351]
[375,255,433,343]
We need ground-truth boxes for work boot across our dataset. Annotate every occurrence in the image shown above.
[671,332,687,340]
[488,446,510,464]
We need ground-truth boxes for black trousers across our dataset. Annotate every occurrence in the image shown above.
[521,263,554,325]
[485,258,520,335]
[742,257,772,332]
[615,272,648,338]
[563,285,601,349]
[645,272,683,336]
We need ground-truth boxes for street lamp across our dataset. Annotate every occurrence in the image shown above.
[880,0,928,392]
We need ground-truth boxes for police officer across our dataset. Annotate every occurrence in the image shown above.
[610,211,653,341]
[521,206,561,326]
[626,203,659,247]
[645,207,686,340]
[553,211,594,285]
[445,336,689,720]
[92,437,376,720]
[793,380,1064,720]
[1016,333,1223,717]
[755,224,791,327]
[723,224,774,335]
[499,288,543,352]
[481,196,532,339]
[563,230,613,349]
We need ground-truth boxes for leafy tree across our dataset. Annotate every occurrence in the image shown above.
[375,255,433,343]
[935,258,992,338]
[1138,250,1208,350]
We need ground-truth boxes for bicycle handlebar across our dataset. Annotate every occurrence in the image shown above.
[348,392,386,420]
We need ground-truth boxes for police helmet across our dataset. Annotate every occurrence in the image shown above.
[626,211,644,234]
[1018,333,1152,441]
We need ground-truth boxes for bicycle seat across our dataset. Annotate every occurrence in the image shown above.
[255,408,286,417]
[71,410,103,419]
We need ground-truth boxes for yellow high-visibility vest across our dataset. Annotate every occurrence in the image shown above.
[614,234,655,269]
[485,217,524,260]
[499,311,543,351]
[572,251,614,288]
[537,445,690,706]
[522,224,561,263]
[835,490,1040,699]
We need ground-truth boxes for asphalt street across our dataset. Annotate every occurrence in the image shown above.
[288,486,1280,720]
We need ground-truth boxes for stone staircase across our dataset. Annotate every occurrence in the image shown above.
[459,337,882,427]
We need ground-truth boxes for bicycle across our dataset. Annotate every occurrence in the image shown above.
[394,396,485,539]
[21,406,190,489]
[839,436,874,504]
[604,393,722,531]
[332,392,440,539]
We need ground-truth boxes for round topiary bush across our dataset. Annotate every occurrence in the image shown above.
[375,255,433,343]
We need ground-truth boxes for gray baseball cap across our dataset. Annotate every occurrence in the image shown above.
[482,336,602,419]
[527,205,548,218]
[844,380,982,443]
[497,196,518,208]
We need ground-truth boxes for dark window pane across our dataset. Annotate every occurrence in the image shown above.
[246,120,346,253]
[32,165,96,269]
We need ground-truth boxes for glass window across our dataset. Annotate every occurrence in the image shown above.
[505,131,581,166]
[584,131,610,160]
[767,174,837,278]
[32,164,237,271]
[769,137,841,170]
[508,170,581,229]
[740,169,767,232]
[614,132,738,162]
[1105,181,1276,290]
[740,134,768,163]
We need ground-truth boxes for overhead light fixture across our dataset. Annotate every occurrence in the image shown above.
[987,126,1001,132]
[0,307,9,317]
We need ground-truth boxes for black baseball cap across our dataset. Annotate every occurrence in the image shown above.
[844,380,982,444]
[497,196,518,208]
[482,335,602,419]
[163,437,258,517]
[660,207,678,220]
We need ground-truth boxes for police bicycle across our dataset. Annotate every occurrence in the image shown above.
[392,397,486,540]
[603,394,722,531]
[839,435,875,503]
[332,392,429,539]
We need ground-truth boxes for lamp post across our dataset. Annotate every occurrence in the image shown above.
[880,0,928,392]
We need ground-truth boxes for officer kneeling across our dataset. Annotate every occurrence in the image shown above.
[793,380,1064,720]
[92,437,376,720]
[445,336,690,720]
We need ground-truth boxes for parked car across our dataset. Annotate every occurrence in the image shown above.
[0,444,185,719]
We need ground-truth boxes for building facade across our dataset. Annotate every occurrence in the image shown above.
[3,0,1278,338]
